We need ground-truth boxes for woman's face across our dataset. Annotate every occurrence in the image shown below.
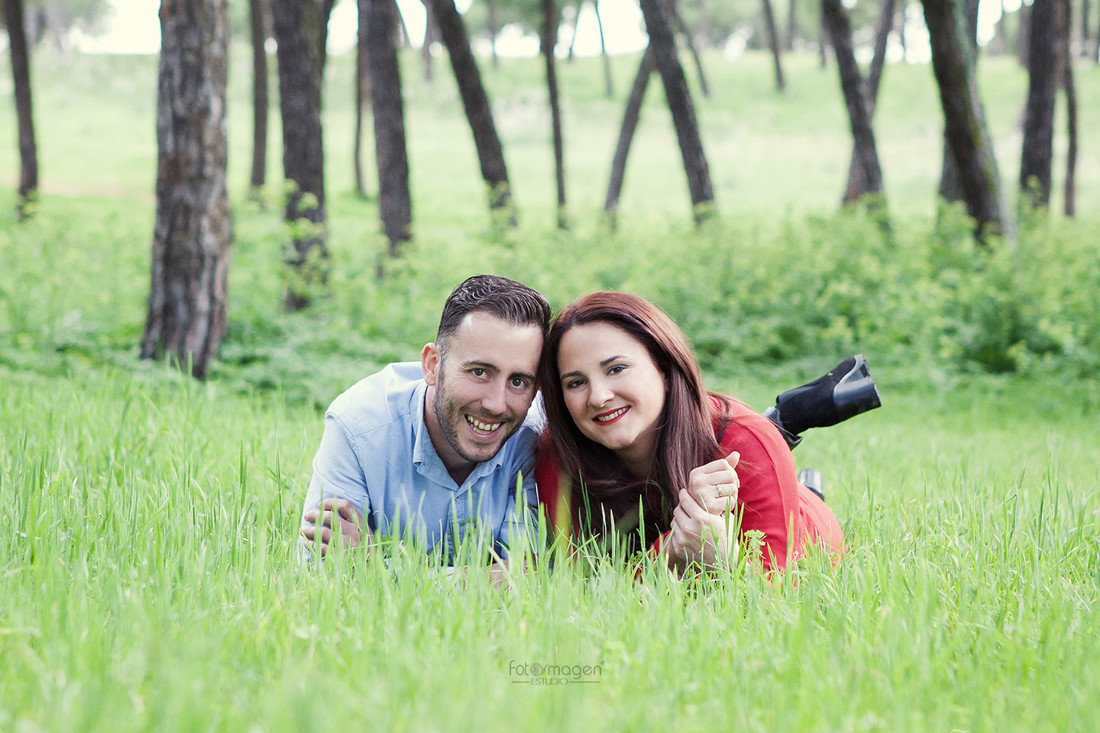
[556,322,668,477]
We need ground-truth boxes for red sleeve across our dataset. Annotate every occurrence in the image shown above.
[714,396,844,571]
[535,438,574,542]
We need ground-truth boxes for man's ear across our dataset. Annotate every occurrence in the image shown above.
[422,343,441,386]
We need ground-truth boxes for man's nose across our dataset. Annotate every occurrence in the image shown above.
[482,379,508,414]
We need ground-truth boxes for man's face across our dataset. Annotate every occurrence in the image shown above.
[422,311,543,477]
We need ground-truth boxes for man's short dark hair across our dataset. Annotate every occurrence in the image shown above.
[436,275,551,347]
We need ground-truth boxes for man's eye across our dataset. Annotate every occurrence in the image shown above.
[472,368,487,378]
[510,378,529,389]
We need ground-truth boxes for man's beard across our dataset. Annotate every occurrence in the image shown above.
[432,368,513,465]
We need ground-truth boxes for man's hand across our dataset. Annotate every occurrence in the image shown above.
[301,498,365,557]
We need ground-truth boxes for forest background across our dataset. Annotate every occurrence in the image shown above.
[2,0,1100,730]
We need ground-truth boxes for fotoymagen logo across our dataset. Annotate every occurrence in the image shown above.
[509,660,602,686]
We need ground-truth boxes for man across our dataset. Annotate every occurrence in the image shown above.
[299,275,550,564]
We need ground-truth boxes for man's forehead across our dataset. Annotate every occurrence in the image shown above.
[445,312,544,365]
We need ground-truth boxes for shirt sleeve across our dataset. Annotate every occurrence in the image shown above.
[495,460,539,559]
[300,414,372,529]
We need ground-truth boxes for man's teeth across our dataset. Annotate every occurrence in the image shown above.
[596,407,627,423]
[466,416,502,433]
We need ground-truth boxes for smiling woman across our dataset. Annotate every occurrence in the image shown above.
[536,291,845,574]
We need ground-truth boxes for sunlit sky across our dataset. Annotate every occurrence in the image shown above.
[71,0,1013,59]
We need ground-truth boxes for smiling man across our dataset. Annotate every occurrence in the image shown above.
[299,275,550,563]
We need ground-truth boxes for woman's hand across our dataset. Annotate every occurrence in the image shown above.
[685,451,740,515]
[665,452,740,573]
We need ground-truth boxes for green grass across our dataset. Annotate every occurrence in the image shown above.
[2,44,1100,731]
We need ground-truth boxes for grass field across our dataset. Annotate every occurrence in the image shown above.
[2,42,1100,731]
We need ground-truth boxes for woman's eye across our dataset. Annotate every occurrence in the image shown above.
[565,379,584,390]
[608,364,626,375]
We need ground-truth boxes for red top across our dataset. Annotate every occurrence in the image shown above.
[535,395,845,571]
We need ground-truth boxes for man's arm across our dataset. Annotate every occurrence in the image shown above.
[299,415,371,558]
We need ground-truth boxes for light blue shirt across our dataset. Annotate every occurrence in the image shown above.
[300,362,542,562]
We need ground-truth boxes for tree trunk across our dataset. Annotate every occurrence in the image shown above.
[1019,0,1056,209]
[429,0,515,218]
[248,0,270,196]
[271,0,330,310]
[921,0,1012,240]
[141,0,231,380]
[818,10,828,67]
[367,0,412,255]
[594,0,614,97]
[786,0,797,51]
[1056,0,1076,216]
[639,0,714,223]
[421,0,434,82]
[937,0,977,203]
[605,47,656,220]
[487,0,500,69]
[1082,0,1092,57]
[1016,3,1030,67]
[354,0,372,199]
[666,0,710,98]
[822,0,886,214]
[843,0,895,203]
[3,0,39,215]
[761,0,786,91]
[543,0,567,229]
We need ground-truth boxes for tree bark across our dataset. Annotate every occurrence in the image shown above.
[428,0,514,218]
[1082,0,1092,58]
[605,47,656,219]
[843,0,894,203]
[354,0,372,198]
[367,0,412,255]
[761,0,786,91]
[822,0,886,213]
[1056,0,1076,216]
[1016,2,1030,67]
[639,0,714,223]
[542,0,567,229]
[271,0,330,309]
[421,0,435,82]
[937,0,977,203]
[3,0,39,214]
[921,0,1012,240]
[487,0,500,69]
[248,0,270,195]
[594,0,614,97]
[1019,0,1056,209]
[141,0,231,380]
[666,0,709,98]
[786,0,797,51]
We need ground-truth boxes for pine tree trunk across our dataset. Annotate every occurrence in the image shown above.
[367,0,412,255]
[761,0,786,91]
[1019,0,1056,209]
[141,0,231,380]
[543,0,567,229]
[248,0,270,195]
[422,0,434,82]
[1057,0,1077,216]
[666,0,710,98]
[1082,0,1092,57]
[921,0,1011,240]
[937,0,978,203]
[3,0,38,214]
[354,0,372,199]
[271,0,330,309]
[605,47,655,219]
[786,0,798,51]
[594,0,614,97]
[639,0,714,223]
[429,0,514,218]
[844,0,895,202]
[822,0,886,214]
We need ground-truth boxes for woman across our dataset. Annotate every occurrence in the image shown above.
[535,291,844,573]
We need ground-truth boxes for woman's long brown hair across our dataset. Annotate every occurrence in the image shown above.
[538,291,733,549]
